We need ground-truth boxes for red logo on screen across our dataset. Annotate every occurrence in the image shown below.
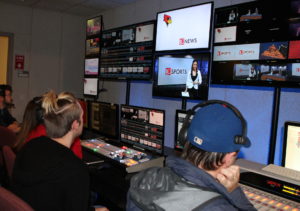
[179,38,185,45]
[239,50,255,55]
[165,68,187,75]
[297,68,300,72]
[163,14,172,26]
[165,68,172,75]
[217,51,231,56]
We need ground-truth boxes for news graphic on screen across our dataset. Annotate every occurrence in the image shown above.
[135,23,154,43]
[289,40,300,59]
[89,101,119,139]
[84,78,98,96]
[157,57,193,86]
[260,42,288,60]
[85,58,99,75]
[282,122,300,171]
[153,53,210,99]
[214,26,237,43]
[288,63,300,78]
[213,43,260,61]
[120,105,165,154]
[86,38,100,56]
[86,17,101,37]
[155,2,213,51]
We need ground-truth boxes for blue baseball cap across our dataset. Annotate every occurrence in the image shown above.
[187,103,251,153]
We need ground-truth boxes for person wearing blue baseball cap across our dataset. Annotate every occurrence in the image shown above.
[127,100,255,211]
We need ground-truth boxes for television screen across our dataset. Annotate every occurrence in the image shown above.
[259,42,288,60]
[135,23,154,43]
[213,43,260,61]
[84,78,98,96]
[153,53,210,99]
[155,2,213,51]
[214,26,237,43]
[86,16,101,37]
[86,38,100,56]
[282,121,300,171]
[85,58,99,76]
[290,0,300,17]
[215,7,239,26]
[289,20,300,39]
[289,40,300,59]
[89,101,119,139]
[120,105,165,154]
[122,28,134,42]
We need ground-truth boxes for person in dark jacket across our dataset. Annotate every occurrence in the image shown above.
[127,100,256,211]
[0,85,20,133]
[12,91,108,211]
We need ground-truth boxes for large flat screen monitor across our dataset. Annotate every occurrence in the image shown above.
[155,2,213,52]
[153,53,210,99]
[89,101,119,139]
[83,78,98,97]
[212,1,300,88]
[120,105,165,155]
[282,121,300,171]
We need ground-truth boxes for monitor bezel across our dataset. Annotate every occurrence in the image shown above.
[120,104,165,155]
[154,2,214,53]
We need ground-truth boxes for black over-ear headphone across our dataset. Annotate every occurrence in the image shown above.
[177,100,248,148]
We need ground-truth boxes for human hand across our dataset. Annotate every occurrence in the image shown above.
[216,165,240,193]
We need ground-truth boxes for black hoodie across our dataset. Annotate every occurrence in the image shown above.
[12,136,91,211]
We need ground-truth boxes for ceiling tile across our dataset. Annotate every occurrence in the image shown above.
[0,0,39,6]
[34,0,73,11]
[83,0,120,10]
[65,5,99,17]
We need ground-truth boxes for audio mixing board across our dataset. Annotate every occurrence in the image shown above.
[237,159,300,210]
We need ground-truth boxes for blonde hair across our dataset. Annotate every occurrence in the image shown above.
[42,90,81,138]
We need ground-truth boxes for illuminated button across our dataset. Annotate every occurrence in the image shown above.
[283,205,291,210]
[268,200,275,205]
[254,195,261,200]
[260,198,269,203]
[291,208,299,211]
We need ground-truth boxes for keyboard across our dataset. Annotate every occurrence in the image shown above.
[262,164,300,181]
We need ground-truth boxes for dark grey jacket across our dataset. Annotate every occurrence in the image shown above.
[127,156,256,211]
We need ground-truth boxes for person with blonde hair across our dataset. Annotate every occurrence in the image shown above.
[12,90,108,211]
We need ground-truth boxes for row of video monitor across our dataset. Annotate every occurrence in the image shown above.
[214,0,300,44]
[213,41,300,61]
[78,99,165,155]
